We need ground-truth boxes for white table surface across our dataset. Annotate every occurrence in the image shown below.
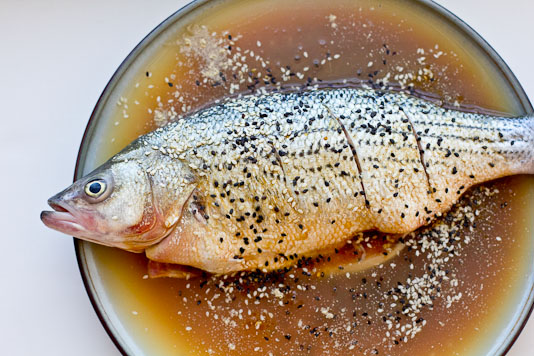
[1,0,532,355]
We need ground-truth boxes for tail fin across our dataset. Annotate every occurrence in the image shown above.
[526,115,534,174]
[508,115,534,174]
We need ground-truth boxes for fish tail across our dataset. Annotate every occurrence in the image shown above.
[526,115,534,174]
[506,114,534,175]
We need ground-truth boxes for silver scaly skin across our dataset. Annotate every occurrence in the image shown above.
[41,88,534,274]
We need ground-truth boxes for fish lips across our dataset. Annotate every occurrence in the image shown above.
[41,193,132,249]
[41,195,93,238]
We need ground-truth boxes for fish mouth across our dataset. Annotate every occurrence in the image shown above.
[41,199,88,236]
[41,197,138,249]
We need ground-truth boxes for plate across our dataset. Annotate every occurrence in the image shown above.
[74,0,534,354]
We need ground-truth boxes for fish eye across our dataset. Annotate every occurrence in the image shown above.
[84,179,107,198]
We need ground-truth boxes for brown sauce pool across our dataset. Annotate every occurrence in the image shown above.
[78,0,534,355]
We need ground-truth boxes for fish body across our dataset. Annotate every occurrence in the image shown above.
[41,88,534,274]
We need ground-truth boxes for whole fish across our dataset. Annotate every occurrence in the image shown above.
[41,88,534,274]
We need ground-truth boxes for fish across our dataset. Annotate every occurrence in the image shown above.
[41,88,534,275]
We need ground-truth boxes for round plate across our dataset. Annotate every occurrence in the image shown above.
[74,0,534,355]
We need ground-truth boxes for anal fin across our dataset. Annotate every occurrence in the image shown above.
[148,260,203,279]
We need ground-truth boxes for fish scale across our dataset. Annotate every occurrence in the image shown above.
[153,93,373,270]
[259,95,369,254]
[402,97,531,213]
[327,90,437,232]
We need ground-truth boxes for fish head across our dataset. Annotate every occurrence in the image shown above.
[41,158,176,252]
